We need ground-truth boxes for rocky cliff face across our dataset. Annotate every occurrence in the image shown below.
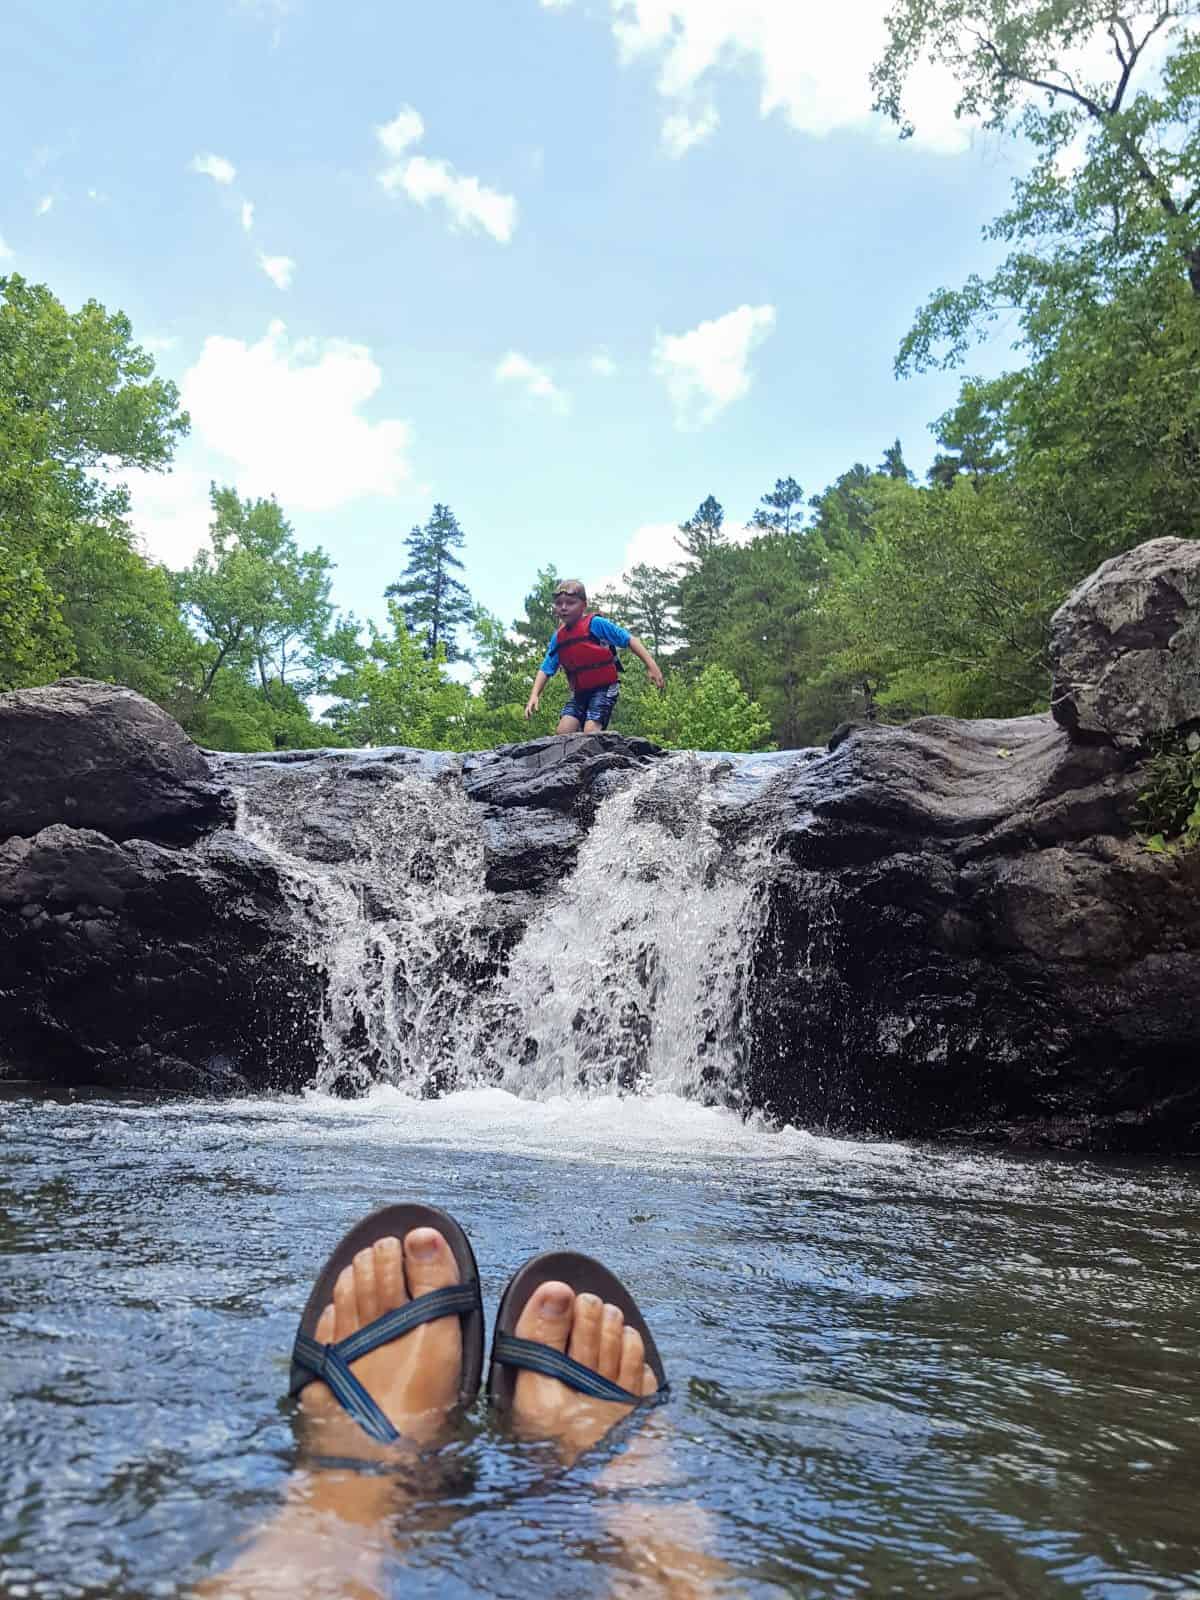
[2,542,1198,1147]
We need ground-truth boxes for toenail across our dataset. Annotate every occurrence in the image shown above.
[539,1284,572,1318]
[407,1229,441,1260]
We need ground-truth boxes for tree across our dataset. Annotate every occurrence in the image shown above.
[384,503,474,662]
[324,600,470,747]
[873,1,1200,372]
[639,665,774,752]
[616,562,681,658]
[48,525,199,709]
[475,565,562,738]
[927,380,1010,488]
[877,440,914,482]
[0,273,187,689]
[676,494,726,565]
[749,476,806,535]
[173,485,337,747]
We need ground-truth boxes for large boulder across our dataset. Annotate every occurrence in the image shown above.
[739,711,1200,1150]
[0,678,234,842]
[1049,537,1200,747]
[0,823,322,1093]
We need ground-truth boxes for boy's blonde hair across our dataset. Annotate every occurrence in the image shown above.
[554,579,588,604]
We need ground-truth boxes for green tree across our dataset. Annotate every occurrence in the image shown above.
[475,565,562,738]
[873,0,1200,373]
[614,562,681,658]
[324,600,470,747]
[639,664,773,752]
[676,494,726,564]
[385,503,474,662]
[749,476,806,535]
[0,273,187,689]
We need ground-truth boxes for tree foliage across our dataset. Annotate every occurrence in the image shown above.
[385,503,474,662]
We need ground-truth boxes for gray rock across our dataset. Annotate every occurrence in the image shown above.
[0,678,234,843]
[738,711,1200,1151]
[1049,537,1200,747]
[0,822,321,1094]
[462,733,665,811]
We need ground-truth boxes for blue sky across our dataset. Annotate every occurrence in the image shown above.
[1,0,1030,634]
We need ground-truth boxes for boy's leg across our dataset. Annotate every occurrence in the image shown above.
[583,685,617,734]
[556,714,583,734]
[557,690,585,736]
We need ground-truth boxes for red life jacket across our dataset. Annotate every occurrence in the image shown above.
[555,612,619,691]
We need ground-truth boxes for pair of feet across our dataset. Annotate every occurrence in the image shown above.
[300,1226,660,1458]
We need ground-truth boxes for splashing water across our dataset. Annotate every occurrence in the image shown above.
[229,750,783,1101]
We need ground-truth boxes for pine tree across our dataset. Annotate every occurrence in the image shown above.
[620,563,680,657]
[676,494,726,566]
[878,439,913,482]
[749,476,806,535]
[384,503,474,662]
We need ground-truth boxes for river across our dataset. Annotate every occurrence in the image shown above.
[3,1085,1198,1597]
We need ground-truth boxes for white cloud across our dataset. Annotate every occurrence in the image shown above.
[590,350,617,377]
[495,350,570,413]
[377,106,425,157]
[0,235,13,261]
[126,465,214,568]
[592,515,754,595]
[177,319,412,512]
[241,200,255,230]
[258,251,295,290]
[36,194,54,216]
[375,110,517,243]
[662,104,719,157]
[541,0,572,8]
[652,303,775,428]
[191,152,237,185]
[142,334,179,356]
[609,0,970,155]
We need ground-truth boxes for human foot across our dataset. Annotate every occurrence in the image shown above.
[299,1227,465,1448]
[508,1280,661,1459]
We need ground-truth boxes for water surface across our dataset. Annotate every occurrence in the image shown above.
[2,1087,1198,1597]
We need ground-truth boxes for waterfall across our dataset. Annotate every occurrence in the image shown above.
[227,747,792,1102]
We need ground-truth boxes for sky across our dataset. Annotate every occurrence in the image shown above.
[0,0,1033,636]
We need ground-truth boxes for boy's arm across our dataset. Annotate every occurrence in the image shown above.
[524,668,550,719]
[626,635,665,690]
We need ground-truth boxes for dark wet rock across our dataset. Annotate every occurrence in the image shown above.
[481,806,582,893]
[738,711,1200,1152]
[0,823,321,1094]
[0,678,234,843]
[462,733,665,813]
[1050,537,1200,747]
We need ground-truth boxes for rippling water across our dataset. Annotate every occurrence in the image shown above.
[2,1086,1198,1598]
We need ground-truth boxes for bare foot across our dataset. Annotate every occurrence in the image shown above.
[509,1281,658,1460]
[299,1226,464,1450]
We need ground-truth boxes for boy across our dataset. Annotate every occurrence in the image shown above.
[523,579,665,734]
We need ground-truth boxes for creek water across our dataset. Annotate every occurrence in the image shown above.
[2,752,1199,1596]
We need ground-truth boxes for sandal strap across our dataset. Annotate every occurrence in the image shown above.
[291,1281,481,1444]
[494,1332,669,1406]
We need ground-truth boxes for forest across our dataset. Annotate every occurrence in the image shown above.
[3,0,1198,754]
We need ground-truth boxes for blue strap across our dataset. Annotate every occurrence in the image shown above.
[495,1332,669,1407]
[291,1282,480,1444]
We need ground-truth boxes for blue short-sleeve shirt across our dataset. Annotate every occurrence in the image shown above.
[539,616,631,677]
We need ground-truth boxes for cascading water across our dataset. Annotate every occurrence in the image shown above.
[227,748,786,1102]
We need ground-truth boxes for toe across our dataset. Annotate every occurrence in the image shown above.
[354,1246,380,1324]
[515,1280,575,1351]
[569,1292,603,1370]
[374,1236,406,1310]
[617,1325,645,1394]
[641,1363,658,1398]
[403,1227,457,1299]
[333,1262,359,1340]
[597,1302,624,1381]
[314,1302,336,1344]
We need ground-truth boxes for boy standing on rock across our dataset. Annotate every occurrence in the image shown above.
[523,579,664,735]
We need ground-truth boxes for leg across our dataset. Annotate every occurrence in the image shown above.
[509,1281,732,1597]
[582,719,604,734]
[556,714,583,735]
[194,1227,465,1600]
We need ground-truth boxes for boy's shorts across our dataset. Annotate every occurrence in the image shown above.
[561,682,619,728]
